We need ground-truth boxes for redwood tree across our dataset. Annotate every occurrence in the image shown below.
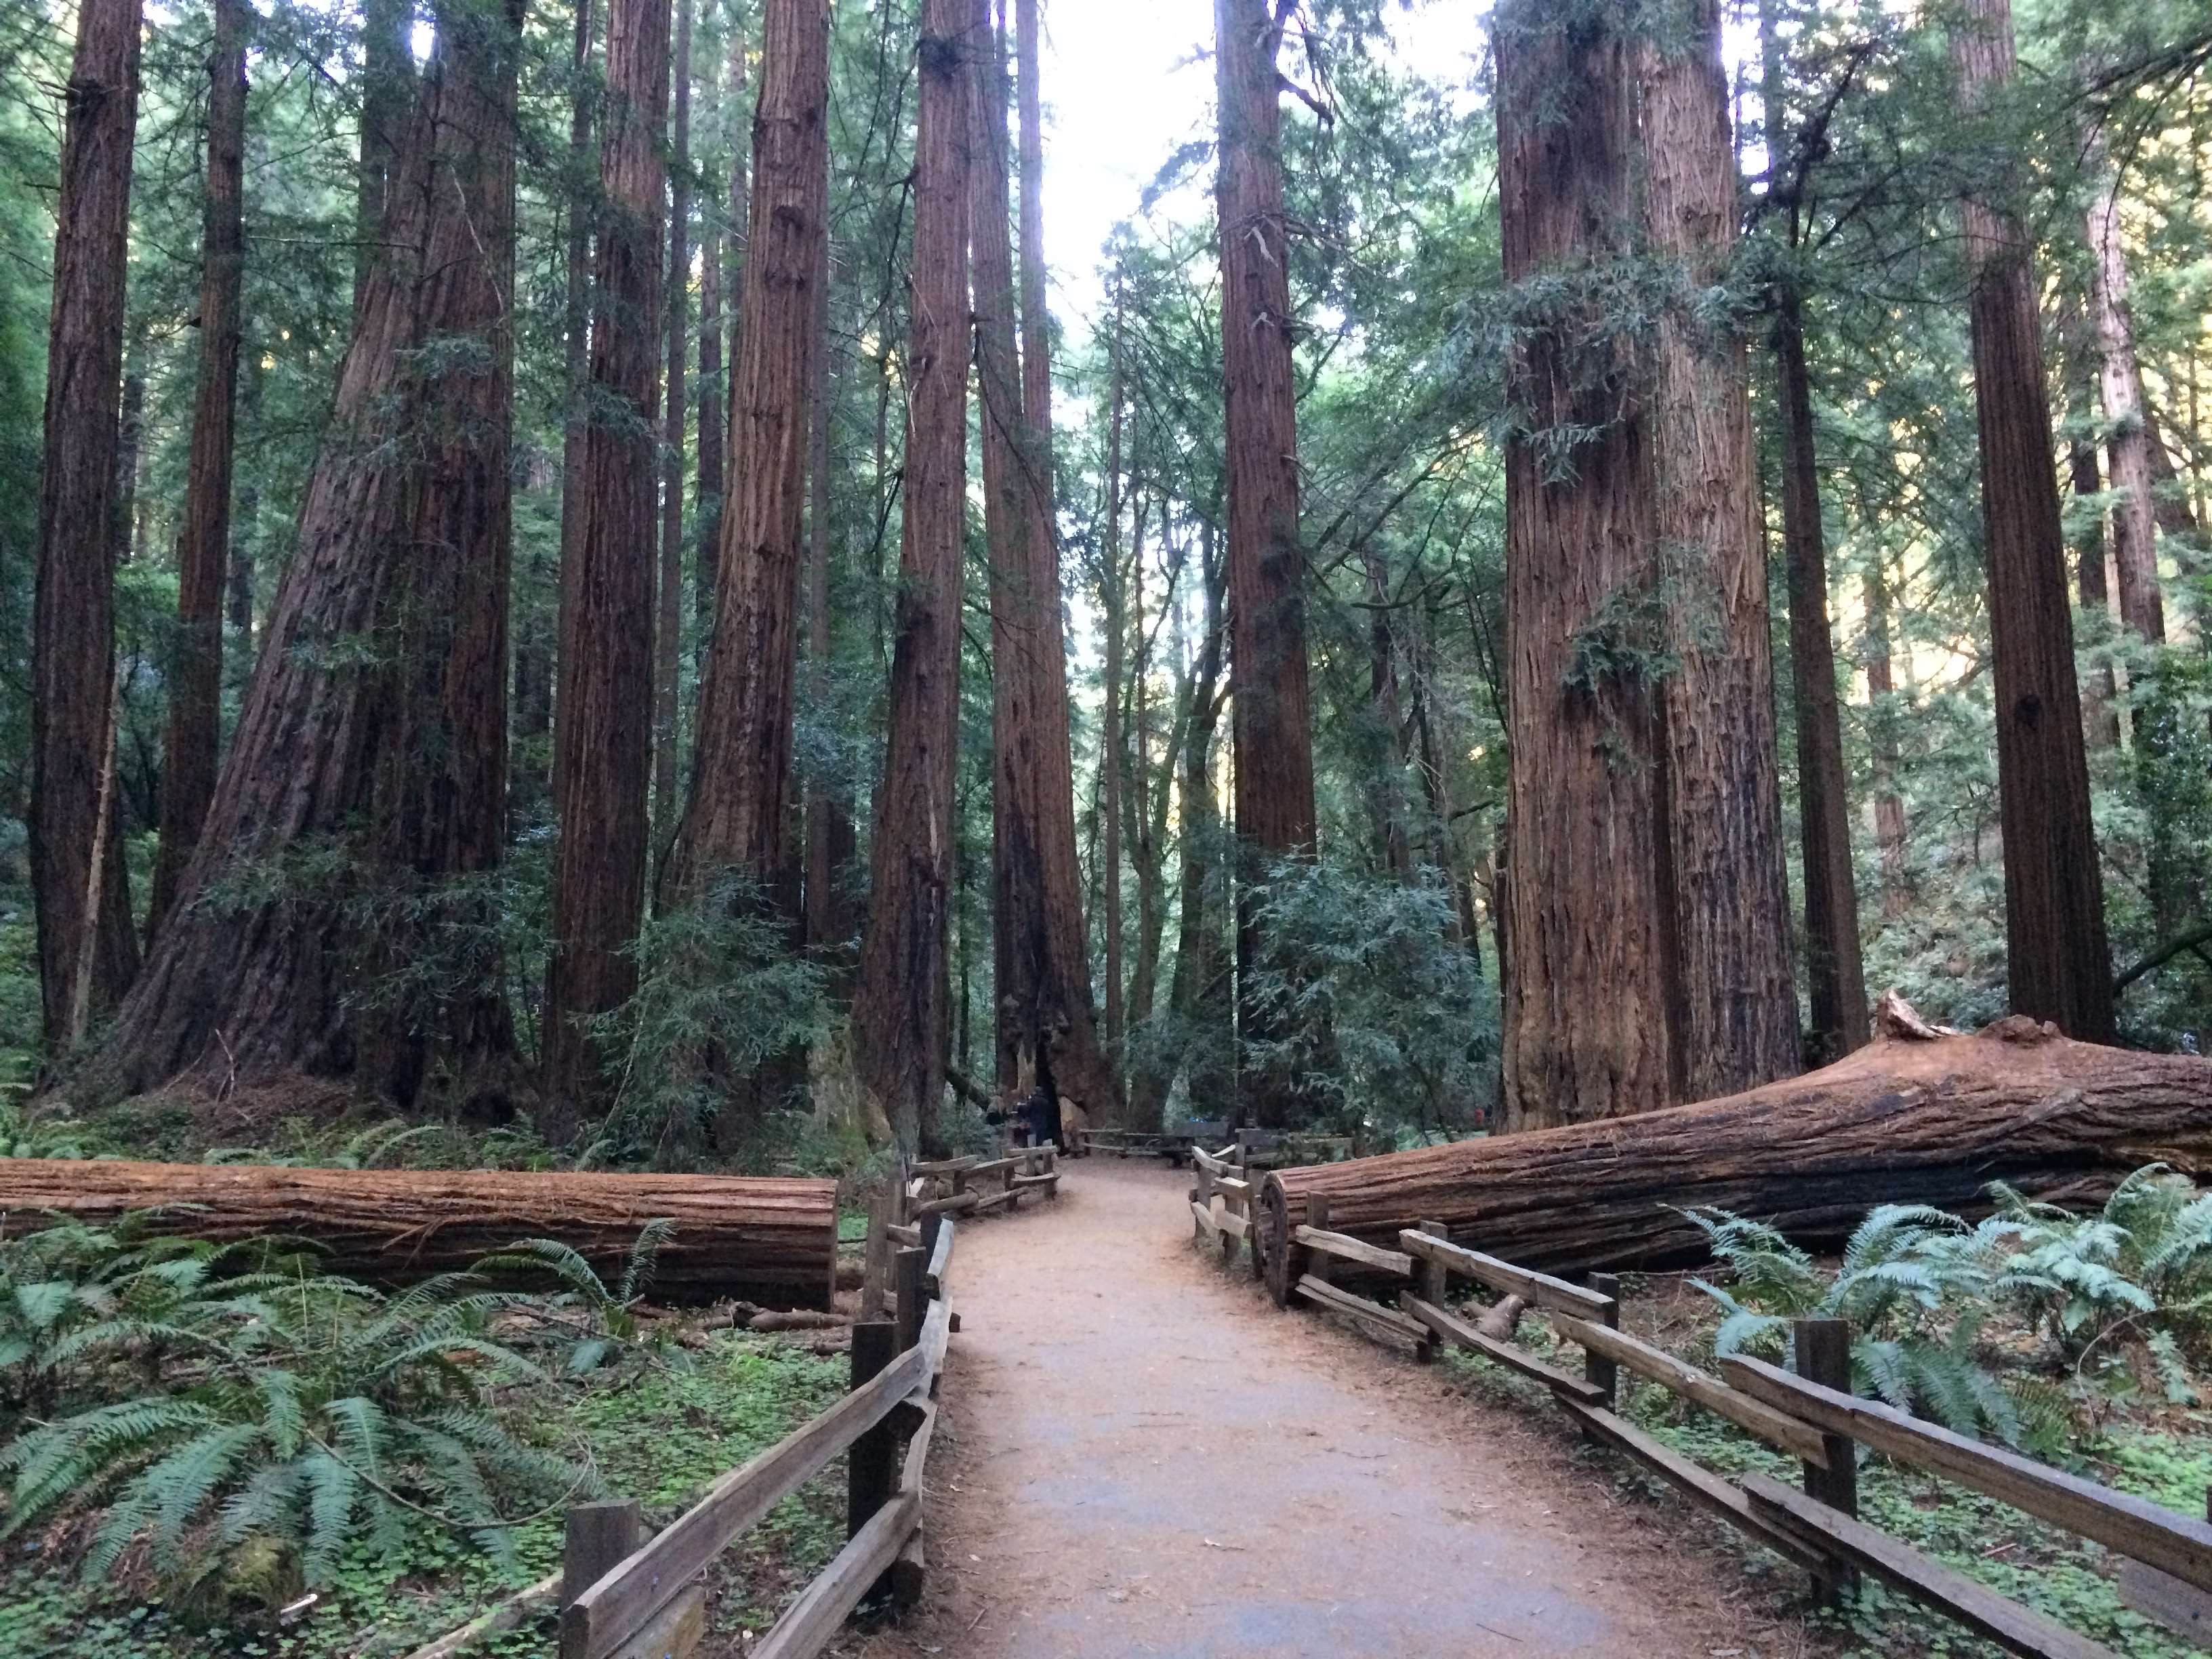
[102,0,527,1110]
[30,0,145,1052]
[851,0,970,1150]
[973,0,1118,1122]
[546,0,672,1126]
[148,0,250,946]
[653,0,694,855]
[1494,0,1675,1128]
[1952,0,2113,1041]
[1214,0,1317,1125]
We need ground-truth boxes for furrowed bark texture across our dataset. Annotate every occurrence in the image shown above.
[0,1162,838,1308]
[1494,0,1674,1130]
[546,0,594,808]
[104,0,525,1112]
[852,0,970,1151]
[148,0,249,947]
[668,0,827,901]
[1261,1005,2212,1281]
[2083,131,2165,647]
[972,2,1118,1125]
[1216,0,1317,1127]
[1641,0,1799,1099]
[30,0,145,1050]
[1953,0,2113,1042]
[545,0,670,1129]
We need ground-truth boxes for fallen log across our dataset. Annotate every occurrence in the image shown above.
[0,1160,838,1309]
[1260,1002,2212,1294]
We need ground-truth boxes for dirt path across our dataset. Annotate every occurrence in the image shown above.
[859,1157,1805,1658]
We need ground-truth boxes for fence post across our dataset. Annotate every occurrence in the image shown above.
[1584,1273,1621,1412]
[1304,1195,1332,1287]
[1412,1221,1449,1364]
[560,1496,640,1656]
[1795,1316,1859,1604]
[894,1246,926,1353]
[919,1207,944,1261]
[848,1321,897,1534]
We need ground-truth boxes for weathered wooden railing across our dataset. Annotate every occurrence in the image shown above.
[1208,1199,2212,1659]
[903,1144,1059,1218]
[405,1214,962,1659]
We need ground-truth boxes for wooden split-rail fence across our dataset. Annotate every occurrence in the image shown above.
[405,1210,966,1659]
[1193,1151,2212,1659]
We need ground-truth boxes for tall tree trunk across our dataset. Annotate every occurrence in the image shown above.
[695,46,724,647]
[802,270,854,971]
[972,0,1115,1123]
[1124,501,1169,1037]
[663,0,830,1141]
[1860,560,1910,918]
[720,10,748,503]
[102,0,526,1112]
[1952,0,2113,1042]
[851,0,970,1151]
[2083,138,2165,647]
[1165,517,1231,1126]
[1494,0,1673,1129]
[112,360,144,567]
[1098,286,1127,1059]
[1215,0,1317,1126]
[1364,545,1415,881]
[1771,290,1866,1061]
[147,0,249,949]
[545,0,670,1128]
[356,0,412,308]
[653,0,693,867]
[1643,0,1799,1100]
[30,0,144,1054]
[2068,435,2123,749]
[548,0,595,814]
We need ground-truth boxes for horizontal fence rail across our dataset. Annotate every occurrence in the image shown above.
[1193,1189,2212,1659]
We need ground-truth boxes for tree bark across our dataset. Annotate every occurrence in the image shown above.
[545,0,670,1128]
[1772,289,1867,1063]
[148,0,249,950]
[696,64,724,644]
[1495,0,1673,1130]
[30,0,145,1054]
[1099,291,1127,1059]
[1163,517,1231,1127]
[2082,134,2165,647]
[1260,998,2212,1284]
[802,253,854,973]
[971,1,1118,1125]
[356,0,412,308]
[1861,559,1910,915]
[102,0,525,1114]
[0,1161,838,1309]
[2067,434,2123,750]
[1216,0,1317,1127]
[1642,0,1799,1100]
[1953,0,2114,1042]
[541,0,595,823]
[851,0,970,1151]
[653,0,694,867]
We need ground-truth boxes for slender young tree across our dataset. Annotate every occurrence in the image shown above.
[149,0,250,946]
[104,0,527,1109]
[654,0,694,855]
[1861,560,1910,915]
[972,0,1118,1122]
[801,274,854,968]
[1214,0,1317,1125]
[1099,280,1128,1052]
[30,0,145,1051]
[852,0,970,1149]
[1643,0,1799,1099]
[1953,0,2113,1041]
[1494,0,1674,1128]
[546,0,673,1126]
[663,0,830,1138]
[2082,127,2165,647]
[696,39,725,634]
[1759,0,1865,1064]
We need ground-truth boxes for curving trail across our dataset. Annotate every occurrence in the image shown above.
[858,1156,1803,1658]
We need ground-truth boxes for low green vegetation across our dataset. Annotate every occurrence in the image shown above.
[0,1214,849,1658]
[1418,1172,2212,1659]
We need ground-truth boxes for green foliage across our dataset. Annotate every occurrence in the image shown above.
[1684,1171,2212,1448]
[0,1218,665,1609]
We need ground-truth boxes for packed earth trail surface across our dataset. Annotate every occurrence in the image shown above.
[859,1158,1805,1658]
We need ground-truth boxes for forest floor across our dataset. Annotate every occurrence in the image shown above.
[854,1156,1818,1659]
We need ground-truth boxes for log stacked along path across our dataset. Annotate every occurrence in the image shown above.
[1260,999,2212,1290]
[0,1162,838,1307]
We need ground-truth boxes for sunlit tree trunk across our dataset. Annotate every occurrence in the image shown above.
[545,0,672,1127]
[852,0,970,1150]
[2067,434,2123,750]
[106,0,527,1111]
[148,0,249,949]
[1494,0,1674,1129]
[1216,0,1317,1126]
[30,0,144,1052]
[1952,0,2112,1040]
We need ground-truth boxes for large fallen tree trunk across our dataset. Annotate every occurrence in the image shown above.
[0,1161,838,1309]
[1261,1002,2212,1299]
